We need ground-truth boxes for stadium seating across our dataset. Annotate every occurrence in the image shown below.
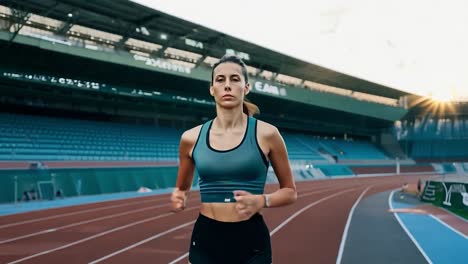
[463,163,468,172]
[322,140,388,160]
[0,113,390,163]
[281,133,325,161]
[397,117,468,159]
[0,113,181,161]
[312,164,354,177]
[409,140,468,159]
[281,132,389,161]
[399,117,468,140]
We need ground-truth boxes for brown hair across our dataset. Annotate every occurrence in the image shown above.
[211,55,260,116]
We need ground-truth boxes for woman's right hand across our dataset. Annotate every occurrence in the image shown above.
[171,187,188,212]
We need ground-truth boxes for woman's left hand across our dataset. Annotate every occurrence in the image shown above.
[233,190,264,219]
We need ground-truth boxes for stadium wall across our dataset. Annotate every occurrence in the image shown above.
[0,166,183,203]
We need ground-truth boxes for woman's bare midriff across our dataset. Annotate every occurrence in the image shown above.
[200,203,247,222]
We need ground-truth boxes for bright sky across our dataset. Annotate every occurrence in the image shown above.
[132,0,468,101]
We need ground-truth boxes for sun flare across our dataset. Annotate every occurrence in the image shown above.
[429,89,456,103]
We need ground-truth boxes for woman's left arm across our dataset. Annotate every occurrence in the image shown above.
[261,126,297,207]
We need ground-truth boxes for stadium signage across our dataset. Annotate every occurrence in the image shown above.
[185,38,204,49]
[226,49,250,61]
[21,31,72,46]
[133,55,191,74]
[442,182,468,206]
[1,70,215,106]
[2,71,102,90]
[254,81,287,97]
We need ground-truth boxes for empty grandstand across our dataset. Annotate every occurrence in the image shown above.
[397,98,468,161]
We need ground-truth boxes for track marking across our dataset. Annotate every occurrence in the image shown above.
[0,196,169,229]
[429,215,468,240]
[89,220,196,263]
[167,187,357,264]
[6,206,198,264]
[0,202,173,244]
[335,186,372,264]
[388,190,433,264]
[269,188,356,236]
[95,187,342,264]
[168,252,189,264]
[439,207,468,223]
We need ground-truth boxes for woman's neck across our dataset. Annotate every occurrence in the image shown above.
[214,108,245,131]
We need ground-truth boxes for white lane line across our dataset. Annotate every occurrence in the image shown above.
[269,188,356,236]
[388,190,433,264]
[440,207,468,223]
[297,187,345,198]
[168,179,402,263]
[168,252,189,264]
[166,186,355,264]
[93,187,340,264]
[0,202,171,244]
[0,196,168,229]
[335,186,372,264]
[6,206,198,264]
[89,220,196,264]
[429,215,468,240]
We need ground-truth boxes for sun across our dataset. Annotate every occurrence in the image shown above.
[408,88,459,116]
[429,90,454,103]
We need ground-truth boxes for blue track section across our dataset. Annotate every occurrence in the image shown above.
[391,192,468,264]
[0,188,175,216]
[340,191,427,264]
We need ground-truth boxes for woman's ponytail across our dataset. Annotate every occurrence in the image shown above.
[243,99,260,116]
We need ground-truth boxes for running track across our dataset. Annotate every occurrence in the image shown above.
[0,175,423,264]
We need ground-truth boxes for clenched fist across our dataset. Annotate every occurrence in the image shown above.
[171,187,188,212]
[233,190,264,220]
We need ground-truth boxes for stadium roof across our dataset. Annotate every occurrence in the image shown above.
[5,0,410,100]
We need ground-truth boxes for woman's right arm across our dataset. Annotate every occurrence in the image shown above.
[171,126,200,211]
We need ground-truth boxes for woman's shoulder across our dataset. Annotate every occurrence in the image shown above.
[181,124,203,143]
[256,119,280,139]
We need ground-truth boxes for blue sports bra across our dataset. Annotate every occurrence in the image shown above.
[192,116,269,203]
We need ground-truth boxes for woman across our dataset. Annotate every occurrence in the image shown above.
[171,55,297,264]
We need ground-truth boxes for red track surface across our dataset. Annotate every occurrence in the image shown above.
[0,175,423,264]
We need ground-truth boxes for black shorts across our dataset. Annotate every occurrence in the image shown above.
[189,213,272,264]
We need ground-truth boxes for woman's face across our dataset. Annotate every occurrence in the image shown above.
[210,62,250,109]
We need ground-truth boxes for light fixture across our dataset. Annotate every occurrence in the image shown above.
[140,26,150,36]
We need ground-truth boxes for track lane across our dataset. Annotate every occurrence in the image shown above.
[113,189,352,264]
[0,176,421,264]
[0,195,171,228]
[110,178,407,264]
[0,196,184,241]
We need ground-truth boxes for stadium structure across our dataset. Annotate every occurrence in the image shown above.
[0,0,466,215]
